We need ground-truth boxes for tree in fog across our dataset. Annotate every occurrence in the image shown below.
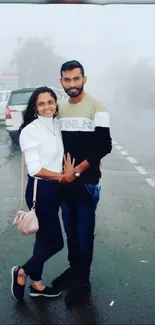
[127,57,155,109]
[10,37,66,88]
[105,57,155,109]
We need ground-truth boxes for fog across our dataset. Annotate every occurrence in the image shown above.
[0,3,155,107]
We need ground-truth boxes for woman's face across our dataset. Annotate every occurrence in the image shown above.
[36,92,57,118]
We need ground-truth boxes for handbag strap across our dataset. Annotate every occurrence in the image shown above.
[32,178,38,208]
[20,153,25,209]
[20,153,38,209]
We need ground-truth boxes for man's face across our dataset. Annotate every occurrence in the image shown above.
[60,68,87,98]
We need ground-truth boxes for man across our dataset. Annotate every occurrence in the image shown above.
[52,60,112,304]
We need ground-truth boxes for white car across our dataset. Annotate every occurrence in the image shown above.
[0,90,11,122]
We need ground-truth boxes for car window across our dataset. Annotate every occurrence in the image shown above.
[8,91,34,105]
[0,92,4,102]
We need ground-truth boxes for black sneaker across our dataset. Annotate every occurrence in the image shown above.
[11,266,25,301]
[52,267,73,289]
[65,281,91,305]
[29,285,61,298]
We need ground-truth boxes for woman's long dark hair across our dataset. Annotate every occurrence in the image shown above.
[19,86,58,134]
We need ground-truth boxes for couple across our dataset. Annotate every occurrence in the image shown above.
[11,60,112,305]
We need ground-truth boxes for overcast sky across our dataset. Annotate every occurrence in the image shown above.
[0,3,155,96]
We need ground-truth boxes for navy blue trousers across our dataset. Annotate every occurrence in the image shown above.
[22,176,64,281]
[60,182,101,282]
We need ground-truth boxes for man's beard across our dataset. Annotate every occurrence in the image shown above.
[63,84,84,98]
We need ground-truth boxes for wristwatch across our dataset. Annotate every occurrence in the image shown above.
[74,167,81,178]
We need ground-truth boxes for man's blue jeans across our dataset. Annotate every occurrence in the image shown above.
[60,182,101,282]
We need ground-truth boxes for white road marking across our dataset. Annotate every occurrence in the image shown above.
[120,150,129,156]
[146,178,155,188]
[113,139,155,189]
[126,157,138,164]
[115,145,124,150]
[135,166,148,175]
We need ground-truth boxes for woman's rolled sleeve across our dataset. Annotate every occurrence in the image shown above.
[19,125,42,177]
[24,148,42,176]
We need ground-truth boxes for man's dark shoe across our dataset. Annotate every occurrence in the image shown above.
[83,281,91,291]
[52,267,73,289]
[65,281,91,305]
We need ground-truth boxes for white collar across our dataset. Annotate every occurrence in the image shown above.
[38,115,54,128]
[38,115,53,122]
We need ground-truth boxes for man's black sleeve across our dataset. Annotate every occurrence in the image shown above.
[85,103,112,165]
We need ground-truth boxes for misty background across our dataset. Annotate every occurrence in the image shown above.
[0,3,155,109]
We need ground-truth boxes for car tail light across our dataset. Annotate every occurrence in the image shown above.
[5,106,16,119]
[5,106,11,119]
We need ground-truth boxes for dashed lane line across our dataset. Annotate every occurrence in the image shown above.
[115,145,124,150]
[113,140,155,188]
[120,151,129,156]
[135,166,148,175]
[126,157,138,164]
[146,178,155,188]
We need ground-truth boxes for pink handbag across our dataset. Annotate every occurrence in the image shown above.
[13,154,39,235]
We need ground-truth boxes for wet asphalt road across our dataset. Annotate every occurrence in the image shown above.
[0,107,155,325]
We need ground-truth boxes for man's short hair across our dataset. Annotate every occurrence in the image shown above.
[60,60,85,77]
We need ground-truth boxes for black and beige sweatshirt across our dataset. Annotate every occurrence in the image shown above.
[58,93,112,184]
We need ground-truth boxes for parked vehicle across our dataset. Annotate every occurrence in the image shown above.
[0,90,11,122]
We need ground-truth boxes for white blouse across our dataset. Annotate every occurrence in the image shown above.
[19,115,64,177]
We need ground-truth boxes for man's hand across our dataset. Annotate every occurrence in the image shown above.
[63,153,75,174]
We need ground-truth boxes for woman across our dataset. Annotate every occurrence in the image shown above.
[11,86,74,301]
